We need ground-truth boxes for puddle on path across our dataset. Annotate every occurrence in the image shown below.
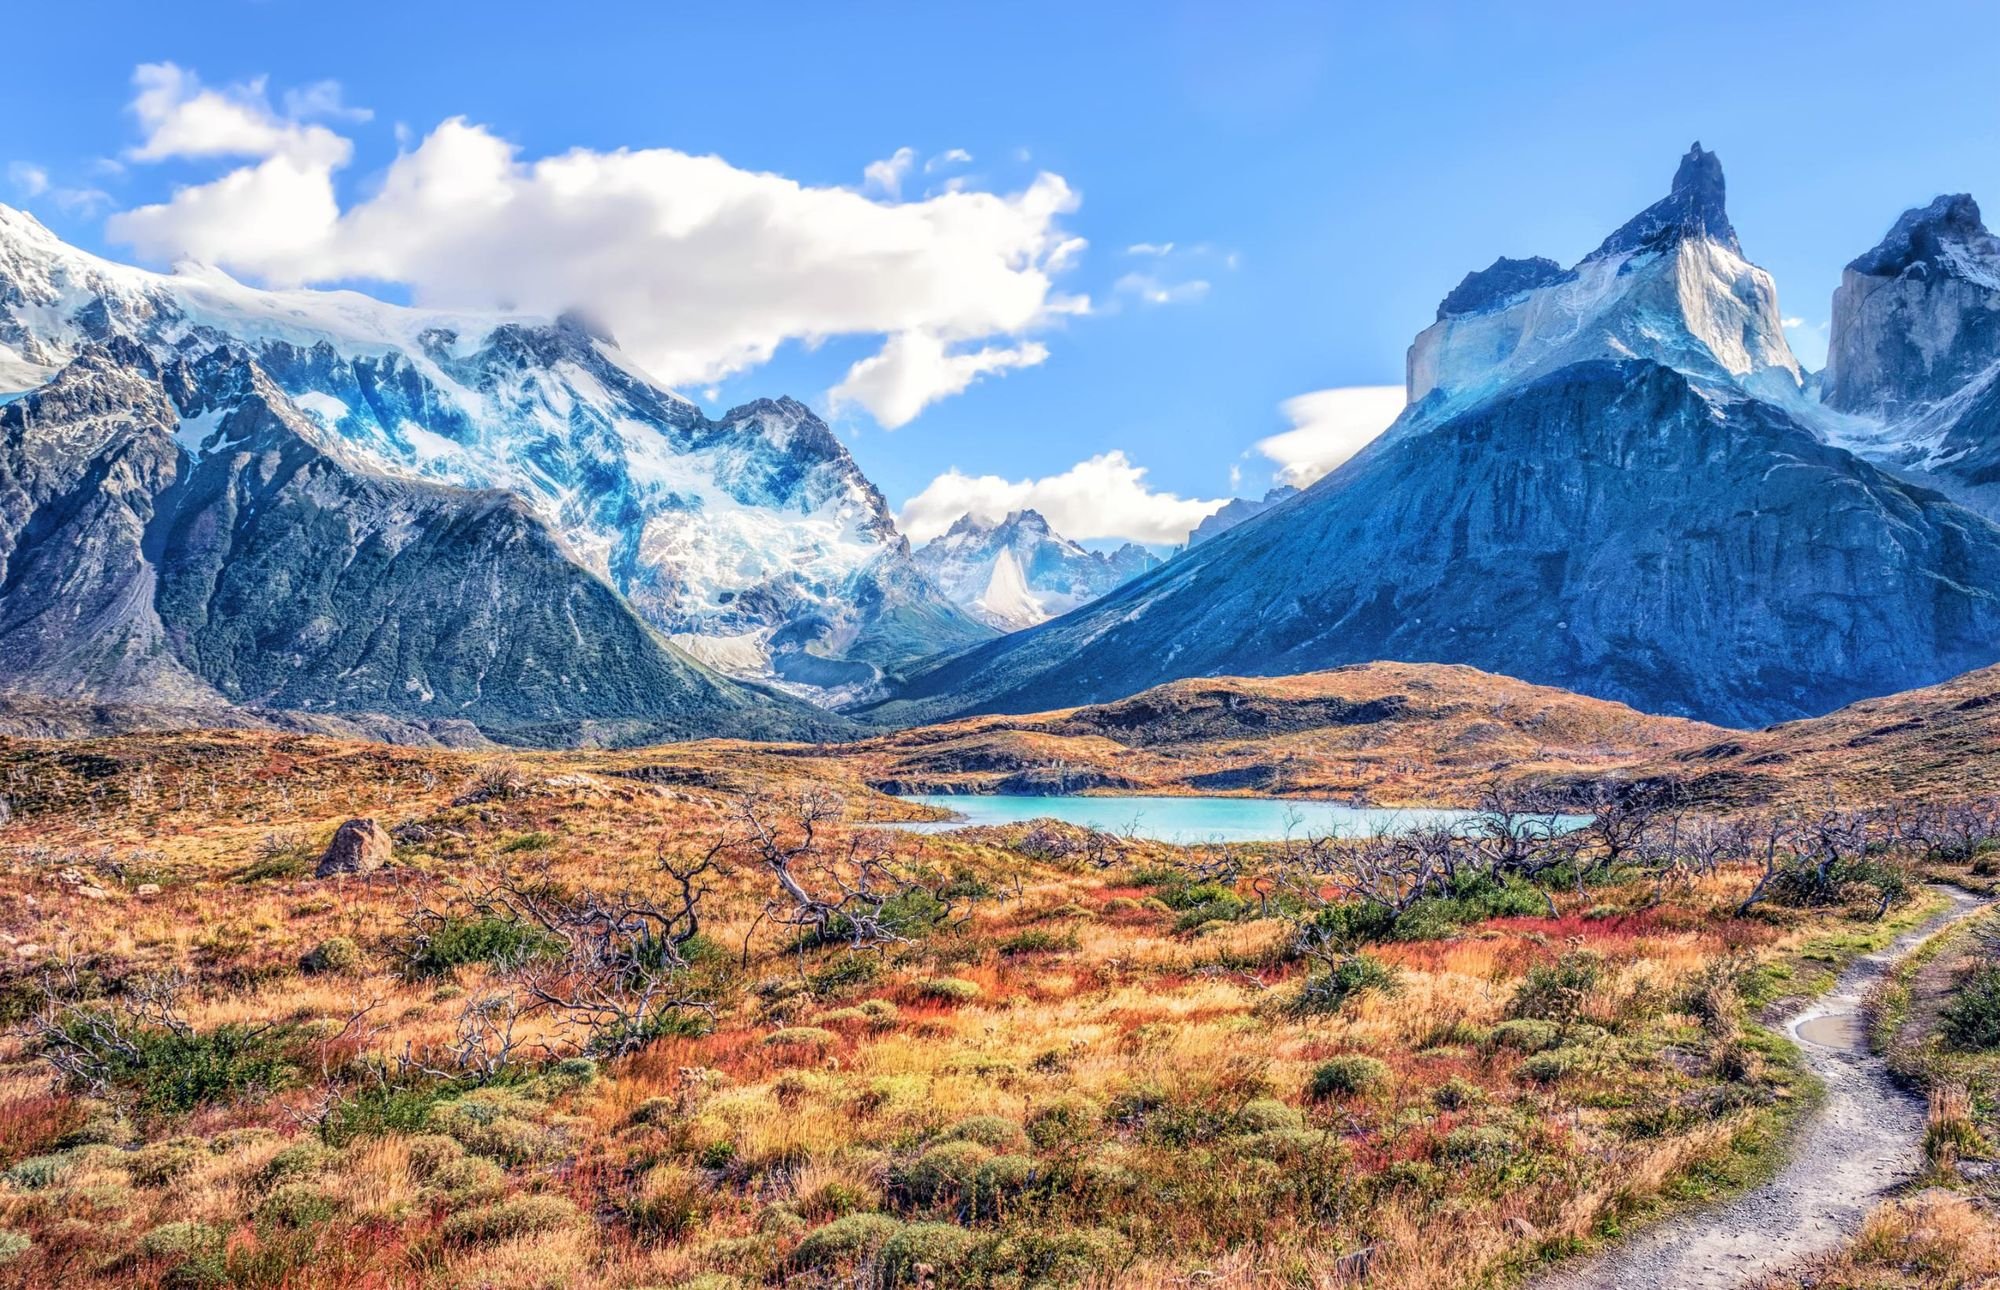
[1796,1011,1864,1050]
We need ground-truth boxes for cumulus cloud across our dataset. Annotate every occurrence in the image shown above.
[924,148,973,173]
[124,63,351,166]
[830,331,1049,429]
[899,451,1226,546]
[1256,385,1406,487]
[106,67,1087,422]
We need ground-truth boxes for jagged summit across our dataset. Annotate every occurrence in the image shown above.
[1588,142,1739,261]
[1848,193,2000,282]
[1406,143,1797,409]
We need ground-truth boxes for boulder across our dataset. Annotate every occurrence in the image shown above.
[315,818,393,878]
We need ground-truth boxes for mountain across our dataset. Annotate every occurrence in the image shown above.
[0,206,987,703]
[1186,486,1298,546]
[1818,194,2000,516]
[911,509,1159,630]
[866,145,2000,729]
[0,336,849,744]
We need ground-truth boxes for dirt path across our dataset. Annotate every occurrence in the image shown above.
[1532,887,1991,1290]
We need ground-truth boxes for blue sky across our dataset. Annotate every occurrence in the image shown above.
[6,1,2000,544]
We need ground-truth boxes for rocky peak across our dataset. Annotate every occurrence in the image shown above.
[1826,191,2000,417]
[1437,257,1575,321]
[1587,142,1739,261]
[1848,193,2000,282]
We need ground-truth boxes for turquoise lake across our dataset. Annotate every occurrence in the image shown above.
[889,794,1545,844]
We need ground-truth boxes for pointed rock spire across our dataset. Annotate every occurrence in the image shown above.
[1587,142,1740,261]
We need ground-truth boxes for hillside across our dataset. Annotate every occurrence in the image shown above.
[1640,662,2000,805]
[832,661,1723,806]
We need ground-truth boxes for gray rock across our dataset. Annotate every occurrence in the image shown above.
[316,818,393,878]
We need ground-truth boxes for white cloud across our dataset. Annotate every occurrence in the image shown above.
[924,148,973,173]
[1256,385,1406,487]
[829,330,1048,429]
[1114,271,1210,306]
[899,450,1226,546]
[7,163,48,197]
[1126,241,1174,256]
[124,63,351,167]
[863,146,915,198]
[107,70,1087,422]
[1782,316,1806,328]
[52,187,113,216]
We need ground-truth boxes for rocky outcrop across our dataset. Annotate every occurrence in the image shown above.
[316,818,393,878]
[1825,194,2000,418]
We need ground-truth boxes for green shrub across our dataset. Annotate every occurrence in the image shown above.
[1286,953,1401,1017]
[130,1140,205,1186]
[434,1097,558,1166]
[764,1026,838,1051]
[881,1222,979,1284]
[1489,1018,1563,1054]
[5,1153,69,1189]
[138,1221,227,1285]
[981,1227,1132,1285]
[405,915,560,977]
[42,1014,300,1115]
[0,1231,28,1263]
[1236,1098,1305,1132]
[427,1155,507,1202]
[256,1141,334,1192]
[894,1140,992,1207]
[807,955,882,998]
[911,977,982,1004]
[1433,1077,1483,1111]
[791,1212,903,1269]
[441,1193,581,1244]
[1943,963,2000,1050]
[1025,1096,1103,1154]
[1509,949,1604,1022]
[403,1133,465,1179]
[1518,1046,1587,1084]
[1000,927,1080,956]
[1436,1125,1515,1163]
[1308,1055,1389,1099]
[298,936,361,975]
[257,1181,342,1228]
[942,1115,1027,1150]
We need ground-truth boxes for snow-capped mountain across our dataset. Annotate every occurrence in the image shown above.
[1817,194,2000,514]
[912,509,1159,631]
[0,205,987,702]
[868,146,2000,729]
[0,334,848,743]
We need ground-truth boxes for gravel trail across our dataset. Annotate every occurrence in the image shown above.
[1532,887,1990,1290]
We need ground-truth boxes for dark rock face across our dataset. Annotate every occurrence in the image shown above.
[316,818,393,878]
[1589,142,1739,260]
[1825,193,2000,419]
[1437,257,1576,320]
[0,345,851,744]
[872,360,2000,729]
